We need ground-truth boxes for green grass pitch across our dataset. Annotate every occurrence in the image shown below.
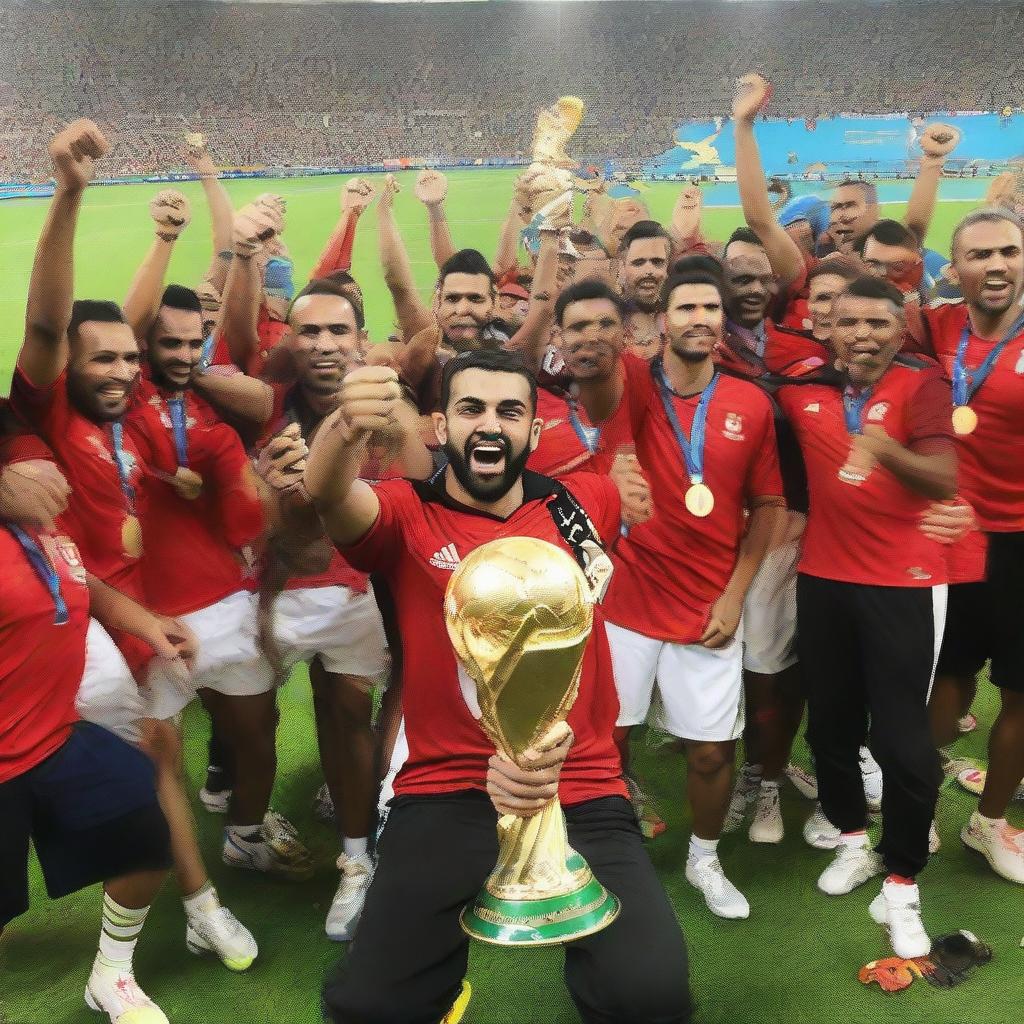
[0,170,1018,1024]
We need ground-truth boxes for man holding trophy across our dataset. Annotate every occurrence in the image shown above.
[307,348,692,1024]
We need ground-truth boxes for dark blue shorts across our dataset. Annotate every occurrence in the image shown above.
[0,722,171,926]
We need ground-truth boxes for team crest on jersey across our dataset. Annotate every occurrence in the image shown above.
[44,534,87,583]
[866,401,890,423]
[723,413,745,441]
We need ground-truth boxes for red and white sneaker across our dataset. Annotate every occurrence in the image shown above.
[961,811,1024,884]
[85,963,168,1023]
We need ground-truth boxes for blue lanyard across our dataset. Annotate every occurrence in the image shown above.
[7,525,68,625]
[108,421,136,508]
[842,386,873,435]
[952,308,1024,407]
[567,399,600,454]
[653,359,719,483]
[166,396,189,467]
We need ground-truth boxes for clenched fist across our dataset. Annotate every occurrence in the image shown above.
[414,169,448,208]
[49,118,109,191]
[233,204,279,259]
[0,459,70,530]
[256,423,309,493]
[732,73,772,124]
[918,123,961,165]
[342,177,376,213]
[149,189,191,239]
[610,450,652,527]
[335,365,403,437]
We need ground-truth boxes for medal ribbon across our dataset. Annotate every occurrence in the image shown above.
[653,359,719,484]
[952,306,1024,408]
[7,525,69,625]
[567,398,600,454]
[108,421,136,512]
[166,396,190,467]
[842,385,874,435]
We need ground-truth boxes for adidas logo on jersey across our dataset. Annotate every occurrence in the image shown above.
[429,543,461,570]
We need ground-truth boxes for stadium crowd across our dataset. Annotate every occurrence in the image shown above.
[2,1,1024,178]
[3,7,1024,1019]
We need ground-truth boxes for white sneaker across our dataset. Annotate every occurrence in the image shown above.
[185,892,258,971]
[817,842,883,895]
[198,787,231,814]
[723,763,761,834]
[803,803,842,850]
[748,783,784,844]
[685,855,750,919]
[784,762,819,800]
[869,879,931,958]
[85,962,168,1023]
[860,747,883,813]
[961,811,1024,883]
[223,820,314,880]
[326,852,374,941]
[929,820,941,855]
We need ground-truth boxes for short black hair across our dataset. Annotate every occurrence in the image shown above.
[160,284,203,314]
[671,253,724,279]
[839,274,905,310]
[859,218,920,251]
[68,299,127,341]
[806,255,862,286]
[618,219,672,257]
[661,269,725,309]
[438,248,496,289]
[439,348,537,415]
[724,226,764,255]
[951,206,1024,258]
[834,179,879,206]
[554,279,627,326]
[292,276,366,330]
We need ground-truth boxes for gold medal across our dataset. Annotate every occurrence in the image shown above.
[685,482,715,518]
[121,515,143,558]
[173,467,204,500]
[952,406,978,436]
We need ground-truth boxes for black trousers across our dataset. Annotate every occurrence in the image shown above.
[323,792,692,1024]
[796,574,944,878]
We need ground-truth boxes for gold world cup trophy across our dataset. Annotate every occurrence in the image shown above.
[444,536,620,945]
[519,96,586,224]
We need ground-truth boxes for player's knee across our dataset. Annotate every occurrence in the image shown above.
[685,742,730,777]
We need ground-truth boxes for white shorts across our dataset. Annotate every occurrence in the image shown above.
[273,585,389,679]
[606,620,745,742]
[144,590,274,721]
[742,537,800,675]
[77,619,144,746]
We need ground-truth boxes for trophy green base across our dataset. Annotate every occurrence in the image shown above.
[460,854,621,946]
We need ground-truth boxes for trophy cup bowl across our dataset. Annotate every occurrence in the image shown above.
[444,536,620,946]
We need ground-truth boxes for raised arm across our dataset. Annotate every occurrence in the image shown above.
[494,182,531,279]
[732,74,804,284]
[20,120,108,388]
[506,217,561,369]
[905,123,961,244]
[185,138,235,292]
[415,169,456,270]
[670,184,713,257]
[219,204,278,370]
[123,190,192,338]
[310,178,372,279]
[377,174,434,339]
[304,366,403,546]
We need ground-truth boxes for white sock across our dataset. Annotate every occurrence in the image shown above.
[226,823,263,843]
[97,892,149,971]
[182,881,219,917]
[343,836,369,859]
[688,834,719,862]
[840,830,869,849]
[977,811,1007,829]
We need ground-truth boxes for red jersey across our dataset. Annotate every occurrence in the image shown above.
[527,382,633,479]
[914,303,1024,532]
[777,362,953,587]
[604,357,784,644]
[209,308,288,377]
[125,384,264,616]
[11,366,146,596]
[947,528,987,586]
[342,471,628,806]
[0,525,89,783]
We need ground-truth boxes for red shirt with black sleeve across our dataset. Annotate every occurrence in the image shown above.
[0,524,89,783]
[777,360,954,587]
[603,355,784,644]
[341,470,628,806]
[913,303,1024,532]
